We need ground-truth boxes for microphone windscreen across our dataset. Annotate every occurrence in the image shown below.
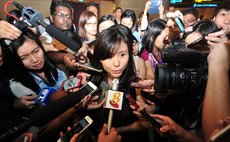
[30,91,84,126]
[45,24,81,52]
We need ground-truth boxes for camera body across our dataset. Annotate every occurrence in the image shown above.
[154,43,208,94]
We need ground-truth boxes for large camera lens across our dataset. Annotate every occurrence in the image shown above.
[155,64,198,92]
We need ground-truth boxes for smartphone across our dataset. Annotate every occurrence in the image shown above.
[63,77,82,91]
[57,116,93,142]
[175,17,185,33]
[78,81,98,96]
[209,125,230,142]
[148,0,161,14]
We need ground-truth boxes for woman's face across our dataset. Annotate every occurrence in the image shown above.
[154,27,170,50]
[214,9,230,35]
[85,16,98,38]
[17,39,45,70]
[98,20,115,33]
[100,41,129,80]
[121,17,133,29]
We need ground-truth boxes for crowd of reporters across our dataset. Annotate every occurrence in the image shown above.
[0,0,229,142]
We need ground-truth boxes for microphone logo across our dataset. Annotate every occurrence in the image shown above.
[106,91,123,109]
[105,79,123,110]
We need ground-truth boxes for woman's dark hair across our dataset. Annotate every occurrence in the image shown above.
[192,20,219,36]
[142,18,167,53]
[8,30,58,93]
[121,9,137,29]
[0,42,14,77]
[98,14,117,32]
[91,25,136,86]
[212,4,230,19]
[183,19,220,39]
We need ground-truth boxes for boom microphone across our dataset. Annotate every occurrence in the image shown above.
[12,2,81,52]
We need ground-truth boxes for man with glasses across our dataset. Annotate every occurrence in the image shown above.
[182,8,199,29]
[38,0,77,44]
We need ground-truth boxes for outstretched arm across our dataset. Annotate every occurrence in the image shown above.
[202,41,230,141]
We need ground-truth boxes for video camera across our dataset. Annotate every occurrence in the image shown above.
[154,40,208,95]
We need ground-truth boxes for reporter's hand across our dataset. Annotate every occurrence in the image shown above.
[144,1,151,12]
[77,42,88,56]
[59,126,79,142]
[70,133,79,142]
[77,72,91,85]
[85,95,105,110]
[98,124,121,142]
[15,94,36,109]
[63,53,80,70]
[14,132,36,142]
[138,79,155,95]
[205,30,228,47]
[0,20,21,40]
[149,114,184,136]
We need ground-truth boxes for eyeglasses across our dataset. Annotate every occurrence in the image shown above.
[85,22,97,26]
[53,13,72,19]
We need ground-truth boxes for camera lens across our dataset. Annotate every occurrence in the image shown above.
[155,64,198,92]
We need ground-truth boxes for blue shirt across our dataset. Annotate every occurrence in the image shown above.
[30,68,67,91]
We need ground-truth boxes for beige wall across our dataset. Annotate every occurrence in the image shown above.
[0,0,51,20]
[0,0,216,23]
[114,0,148,18]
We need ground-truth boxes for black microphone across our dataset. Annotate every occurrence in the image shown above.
[30,87,93,127]
[12,2,81,52]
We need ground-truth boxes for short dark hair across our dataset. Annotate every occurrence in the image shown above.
[121,9,137,29]
[84,2,98,10]
[50,0,73,15]
[212,4,230,19]
[98,14,117,26]
[114,7,122,12]
[182,8,199,19]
